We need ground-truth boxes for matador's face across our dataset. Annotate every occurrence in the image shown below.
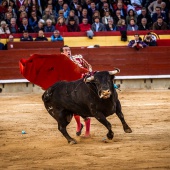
[62,47,72,58]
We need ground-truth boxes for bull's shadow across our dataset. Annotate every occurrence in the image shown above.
[42,69,132,144]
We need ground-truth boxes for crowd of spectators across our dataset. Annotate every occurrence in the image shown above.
[0,0,169,37]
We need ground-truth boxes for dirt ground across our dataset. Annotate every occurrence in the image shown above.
[0,89,170,170]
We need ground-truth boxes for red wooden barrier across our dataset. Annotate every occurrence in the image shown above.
[0,46,170,80]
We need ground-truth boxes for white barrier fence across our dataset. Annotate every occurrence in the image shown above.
[0,75,170,93]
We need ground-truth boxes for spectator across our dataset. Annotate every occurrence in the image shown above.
[0,0,8,16]
[99,2,113,17]
[0,20,10,34]
[113,2,127,18]
[55,16,68,32]
[20,30,33,41]
[79,17,91,32]
[62,3,70,19]
[28,5,42,19]
[113,9,125,25]
[17,5,26,23]
[42,8,55,25]
[69,0,79,14]
[0,38,5,50]
[16,0,25,9]
[137,7,152,27]
[44,19,55,32]
[116,18,127,31]
[57,9,65,21]
[18,10,28,26]
[79,8,92,24]
[152,6,166,23]
[126,9,137,24]
[105,18,117,31]
[128,34,147,50]
[44,3,56,18]
[50,30,63,42]
[92,10,101,22]
[88,2,98,19]
[34,30,48,41]
[29,11,40,29]
[148,0,162,15]
[152,16,168,30]
[101,11,113,25]
[143,32,157,46]
[19,18,33,33]
[67,17,80,32]
[4,12,12,25]
[127,0,143,15]
[138,18,150,30]
[7,5,17,19]
[9,0,17,13]
[55,0,64,14]
[9,17,19,33]
[91,16,106,32]
[127,18,138,31]
[66,10,79,25]
[34,19,44,33]
[161,2,169,23]
[82,0,92,10]
[8,34,14,42]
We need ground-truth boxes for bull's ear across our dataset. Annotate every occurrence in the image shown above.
[84,76,94,82]
[108,68,120,75]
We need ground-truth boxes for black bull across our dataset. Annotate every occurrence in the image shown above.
[42,69,132,144]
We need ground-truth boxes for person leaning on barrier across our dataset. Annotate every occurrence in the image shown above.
[34,30,48,41]
[20,30,33,41]
[50,30,63,42]
[143,32,157,46]
[128,34,148,50]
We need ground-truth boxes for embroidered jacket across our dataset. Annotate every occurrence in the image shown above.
[70,54,92,72]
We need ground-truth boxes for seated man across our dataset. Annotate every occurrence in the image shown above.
[128,34,147,50]
[20,30,33,41]
[50,30,63,42]
[34,30,48,41]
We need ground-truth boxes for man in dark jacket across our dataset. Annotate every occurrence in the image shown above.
[20,30,33,41]
[34,30,48,41]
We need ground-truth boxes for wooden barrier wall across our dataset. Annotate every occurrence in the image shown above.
[7,41,64,50]
[0,46,170,80]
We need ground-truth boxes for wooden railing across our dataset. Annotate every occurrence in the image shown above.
[0,46,170,80]
[7,41,64,50]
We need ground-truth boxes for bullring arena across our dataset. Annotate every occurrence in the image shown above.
[0,31,170,169]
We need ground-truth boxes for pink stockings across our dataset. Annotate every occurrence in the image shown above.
[74,114,90,137]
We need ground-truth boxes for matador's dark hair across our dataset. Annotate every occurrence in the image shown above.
[60,45,69,53]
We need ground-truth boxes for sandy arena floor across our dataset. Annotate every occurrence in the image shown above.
[0,90,170,170]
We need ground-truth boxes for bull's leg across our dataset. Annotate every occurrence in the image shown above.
[94,112,114,140]
[57,112,77,144]
[116,100,132,133]
[47,106,77,144]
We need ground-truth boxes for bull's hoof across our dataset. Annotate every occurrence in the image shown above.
[69,139,77,145]
[107,132,114,140]
[124,128,132,133]
[76,124,84,136]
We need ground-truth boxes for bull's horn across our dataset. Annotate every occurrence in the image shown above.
[84,76,94,82]
[108,68,120,75]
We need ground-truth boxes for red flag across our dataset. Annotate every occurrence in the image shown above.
[19,54,88,90]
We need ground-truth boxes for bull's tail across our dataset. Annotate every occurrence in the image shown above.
[0,88,2,93]
[42,86,54,102]
[42,82,60,102]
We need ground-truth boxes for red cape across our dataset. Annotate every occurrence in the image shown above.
[19,54,88,90]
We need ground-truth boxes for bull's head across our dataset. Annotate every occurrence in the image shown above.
[84,69,120,99]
